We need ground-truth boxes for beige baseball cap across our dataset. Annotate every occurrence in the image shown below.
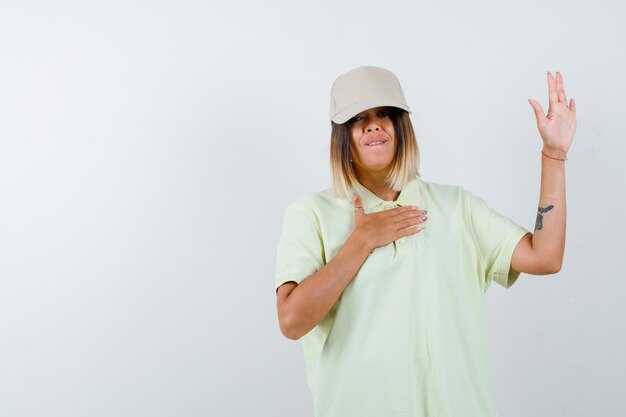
[329,66,412,124]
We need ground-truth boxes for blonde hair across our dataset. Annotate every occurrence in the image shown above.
[329,108,420,200]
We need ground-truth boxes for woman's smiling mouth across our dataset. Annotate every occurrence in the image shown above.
[366,140,388,147]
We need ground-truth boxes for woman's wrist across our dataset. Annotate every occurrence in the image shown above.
[541,147,567,161]
[347,229,375,256]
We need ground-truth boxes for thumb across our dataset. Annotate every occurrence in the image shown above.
[353,193,365,217]
[528,98,546,123]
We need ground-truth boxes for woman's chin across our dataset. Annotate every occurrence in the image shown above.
[359,161,394,174]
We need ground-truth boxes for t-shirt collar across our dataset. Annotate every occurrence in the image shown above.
[357,177,421,210]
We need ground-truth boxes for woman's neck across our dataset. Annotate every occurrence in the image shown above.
[357,171,400,202]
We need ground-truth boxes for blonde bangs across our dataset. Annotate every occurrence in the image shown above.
[329,123,363,200]
[385,110,420,191]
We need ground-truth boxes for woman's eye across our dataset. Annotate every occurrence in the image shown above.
[378,111,390,117]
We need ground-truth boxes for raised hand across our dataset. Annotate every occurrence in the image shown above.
[352,193,427,252]
[528,71,577,155]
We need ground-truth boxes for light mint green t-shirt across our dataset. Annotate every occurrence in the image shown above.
[275,177,530,417]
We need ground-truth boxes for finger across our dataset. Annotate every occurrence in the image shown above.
[397,224,425,238]
[547,71,558,105]
[353,193,365,217]
[528,99,546,122]
[393,210,427,223]
[556,71,567,103]
[387,205,421,217]
[569,98,576,114]
[393,210,428,222]
[396,216,427,230]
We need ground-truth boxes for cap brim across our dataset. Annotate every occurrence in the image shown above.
[331,99,412,124]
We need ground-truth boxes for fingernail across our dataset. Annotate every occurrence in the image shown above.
[421,216,428,221]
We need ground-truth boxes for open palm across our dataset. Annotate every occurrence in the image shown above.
[528,72,577,154]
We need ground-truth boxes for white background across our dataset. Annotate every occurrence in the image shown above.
[1,0,625,416]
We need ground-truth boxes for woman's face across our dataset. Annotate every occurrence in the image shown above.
[349,106,396,176]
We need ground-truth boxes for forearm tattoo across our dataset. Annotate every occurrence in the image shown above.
[535,204,554,231]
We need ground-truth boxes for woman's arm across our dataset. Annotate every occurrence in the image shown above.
[277,195,427,340]
[511,71,577,275]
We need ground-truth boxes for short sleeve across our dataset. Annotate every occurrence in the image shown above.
[465,191,531,289]
[275,205,326,292]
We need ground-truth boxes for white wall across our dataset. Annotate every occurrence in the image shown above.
[1,0,625,416]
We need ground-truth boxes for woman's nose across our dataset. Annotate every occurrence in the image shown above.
[366,121,380,132]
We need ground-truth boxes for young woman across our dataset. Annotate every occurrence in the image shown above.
[275,66,576,417]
